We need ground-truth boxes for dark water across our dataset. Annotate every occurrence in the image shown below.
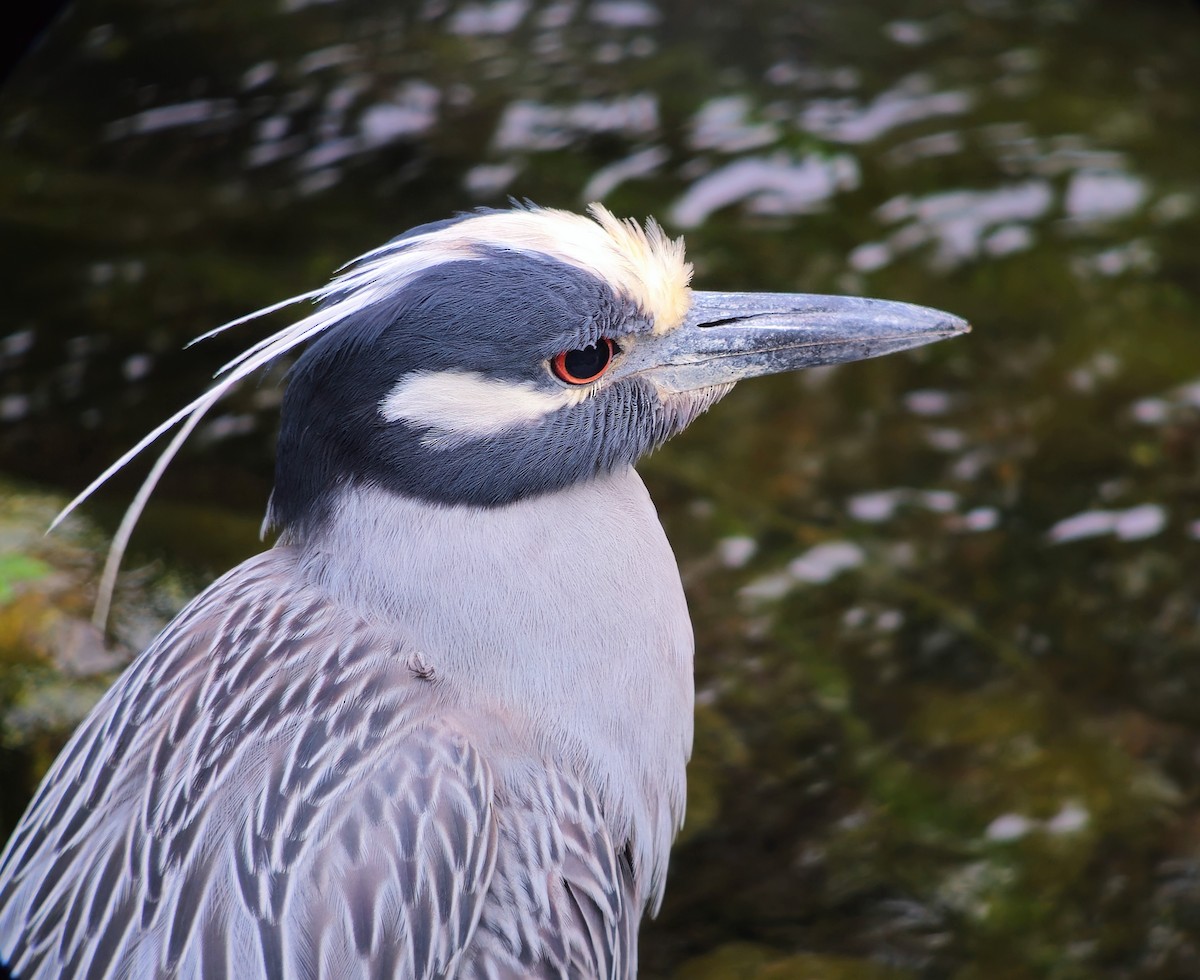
[2,0,1200,975]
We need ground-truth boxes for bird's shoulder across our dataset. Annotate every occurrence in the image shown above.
[0,547,498,979]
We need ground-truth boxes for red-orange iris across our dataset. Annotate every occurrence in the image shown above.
[550,338,616,385]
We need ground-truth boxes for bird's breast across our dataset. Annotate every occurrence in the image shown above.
[298,466,695,895]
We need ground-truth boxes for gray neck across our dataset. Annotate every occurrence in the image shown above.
[293,467,694,902]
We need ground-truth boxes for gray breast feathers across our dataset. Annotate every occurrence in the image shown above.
[0,550,643,979]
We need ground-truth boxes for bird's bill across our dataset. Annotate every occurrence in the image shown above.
[618,290,970,393]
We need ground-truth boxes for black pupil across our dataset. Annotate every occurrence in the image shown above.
[563,342,610,379]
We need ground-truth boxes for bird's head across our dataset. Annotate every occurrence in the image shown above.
[59,201,969,585]
[266,203,968,537]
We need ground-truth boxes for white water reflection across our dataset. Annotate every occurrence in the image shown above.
[985,813,1034,842]
[847,488,959,523]
[800,73,971,145]
[739,541,865,603]
[884,19,934,46]
[671,152,859,228]
[240,61,277,90]
[716,535,757,569]
[853,181,1052,271]
[1065,171,1148,222]
[985,803,1089,843]
[904,389,956,417]
[1131,379,1200,426]
[105,100,237,139]
[492,94,659,151]
[0,395,29,421]
[884,130,963,167]
[582,145,668,200]
[989,128,1127,177]
[1073,239,1156,278]
[789,541,866,583]
[450,0,530,35]
[1047,504,1167,544]
[688,96,780,153]
[956,507,1000,533]
[588,0,660,27]
[465,162,521,197]
[361,83,441,144]
[297,44,357,74]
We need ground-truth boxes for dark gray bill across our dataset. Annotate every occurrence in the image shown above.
[614,290,970,393]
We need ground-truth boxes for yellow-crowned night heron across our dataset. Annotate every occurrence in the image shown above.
[0,204,967,978]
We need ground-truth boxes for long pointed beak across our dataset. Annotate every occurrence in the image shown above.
[616,291,970,392]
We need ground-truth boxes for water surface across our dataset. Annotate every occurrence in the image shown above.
[2,0,1200,976]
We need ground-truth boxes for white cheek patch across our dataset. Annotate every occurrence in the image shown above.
[380,369,586,446]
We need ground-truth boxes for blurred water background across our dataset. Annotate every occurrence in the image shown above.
[2,0,1200,976]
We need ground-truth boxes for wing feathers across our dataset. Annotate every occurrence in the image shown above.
[459,767,640,978]
[0,553,500,979]
[0,550,645,978]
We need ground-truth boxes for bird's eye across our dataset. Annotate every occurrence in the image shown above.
[550,338,617,385]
